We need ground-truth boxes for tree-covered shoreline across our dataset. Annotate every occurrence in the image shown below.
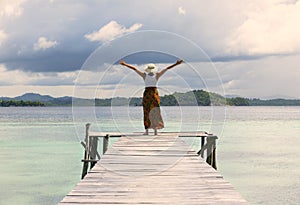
[1,90,300,107]
[0,100,45,107]
[96,90,300,106]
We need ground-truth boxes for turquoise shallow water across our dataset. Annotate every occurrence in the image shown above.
[0,106,299,205]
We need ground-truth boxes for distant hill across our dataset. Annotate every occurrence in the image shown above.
[1,91,300,106]
[14,93,54,102]
[0,93,73,106]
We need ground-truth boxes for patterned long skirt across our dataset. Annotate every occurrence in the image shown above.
[142,87,164,129]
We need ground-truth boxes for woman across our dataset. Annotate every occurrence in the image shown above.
[120,59,183,135]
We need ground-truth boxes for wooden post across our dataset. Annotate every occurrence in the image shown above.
[206,138,212,165]
[89,136,98,169]
[212,137,217,170]
[197,136,206,156]
[206,136,217,170]
[85,123,91,160]
[200,136,205,158]
[81,123,91,179]
[103,134,109,154]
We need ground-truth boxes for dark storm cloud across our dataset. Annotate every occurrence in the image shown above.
[3,48,92,72]
[0,0,241,72]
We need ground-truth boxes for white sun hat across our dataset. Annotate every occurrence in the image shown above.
[145,63,158,74]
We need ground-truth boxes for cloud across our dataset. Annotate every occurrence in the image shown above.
[178,6,186,15]
[0,64,76,87]
[215,54,300,99]
[33,37,58,51]
[84,20,143,43]
[0,0,299,99]
[1,0,291,73]
[0,0,27,17]
[226,0,300,55]
[0,30,8,45]
[0,64,30,85]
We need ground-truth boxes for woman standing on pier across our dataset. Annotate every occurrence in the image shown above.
[120,59,183,135]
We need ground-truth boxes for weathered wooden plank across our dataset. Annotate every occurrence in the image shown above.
[60,135,248,205]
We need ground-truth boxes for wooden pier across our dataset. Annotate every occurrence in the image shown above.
[59,124,248,204]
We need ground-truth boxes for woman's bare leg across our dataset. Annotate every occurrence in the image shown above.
[154,128,158,135]
[144,129,149,135]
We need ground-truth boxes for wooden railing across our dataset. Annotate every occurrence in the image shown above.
[80,123,218,179]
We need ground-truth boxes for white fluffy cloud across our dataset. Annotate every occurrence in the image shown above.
[0,64,76,86]
[33,37,58,51]
[216,53,300,98]
[178,6,186,15]
[0,0,27,17]
[0,64,30,85]
[85,20,143,43]
[226,0,300,55]
[0,30,8,45]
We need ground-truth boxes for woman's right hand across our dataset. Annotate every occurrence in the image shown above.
[120,60,126,66]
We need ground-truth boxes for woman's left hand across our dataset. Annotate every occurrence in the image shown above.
[176,59,183,65]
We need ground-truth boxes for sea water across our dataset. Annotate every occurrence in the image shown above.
[0,106,299,205]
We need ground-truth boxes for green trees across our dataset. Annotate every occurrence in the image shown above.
[193,90,211,106]
[226,97,250,106]
[0,100,45,107]
[160,90,211,106]
[160,94,179,106]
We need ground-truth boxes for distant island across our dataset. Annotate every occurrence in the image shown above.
[1,90,300,107]
[0,100,45,107]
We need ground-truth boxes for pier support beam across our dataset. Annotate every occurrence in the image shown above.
[103,134,109,154]
[81,123,90,179]
[197,135,218,170]
[81,124,110,179]
[206,136,217,170]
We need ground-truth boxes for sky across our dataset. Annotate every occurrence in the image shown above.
[0,0,299,99]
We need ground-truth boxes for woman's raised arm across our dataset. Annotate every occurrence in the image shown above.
[156,59,183,79]
[120,60,145,79]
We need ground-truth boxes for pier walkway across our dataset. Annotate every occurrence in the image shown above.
[59,132,248,204]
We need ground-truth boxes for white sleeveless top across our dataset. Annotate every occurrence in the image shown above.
[144,73,157,87]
